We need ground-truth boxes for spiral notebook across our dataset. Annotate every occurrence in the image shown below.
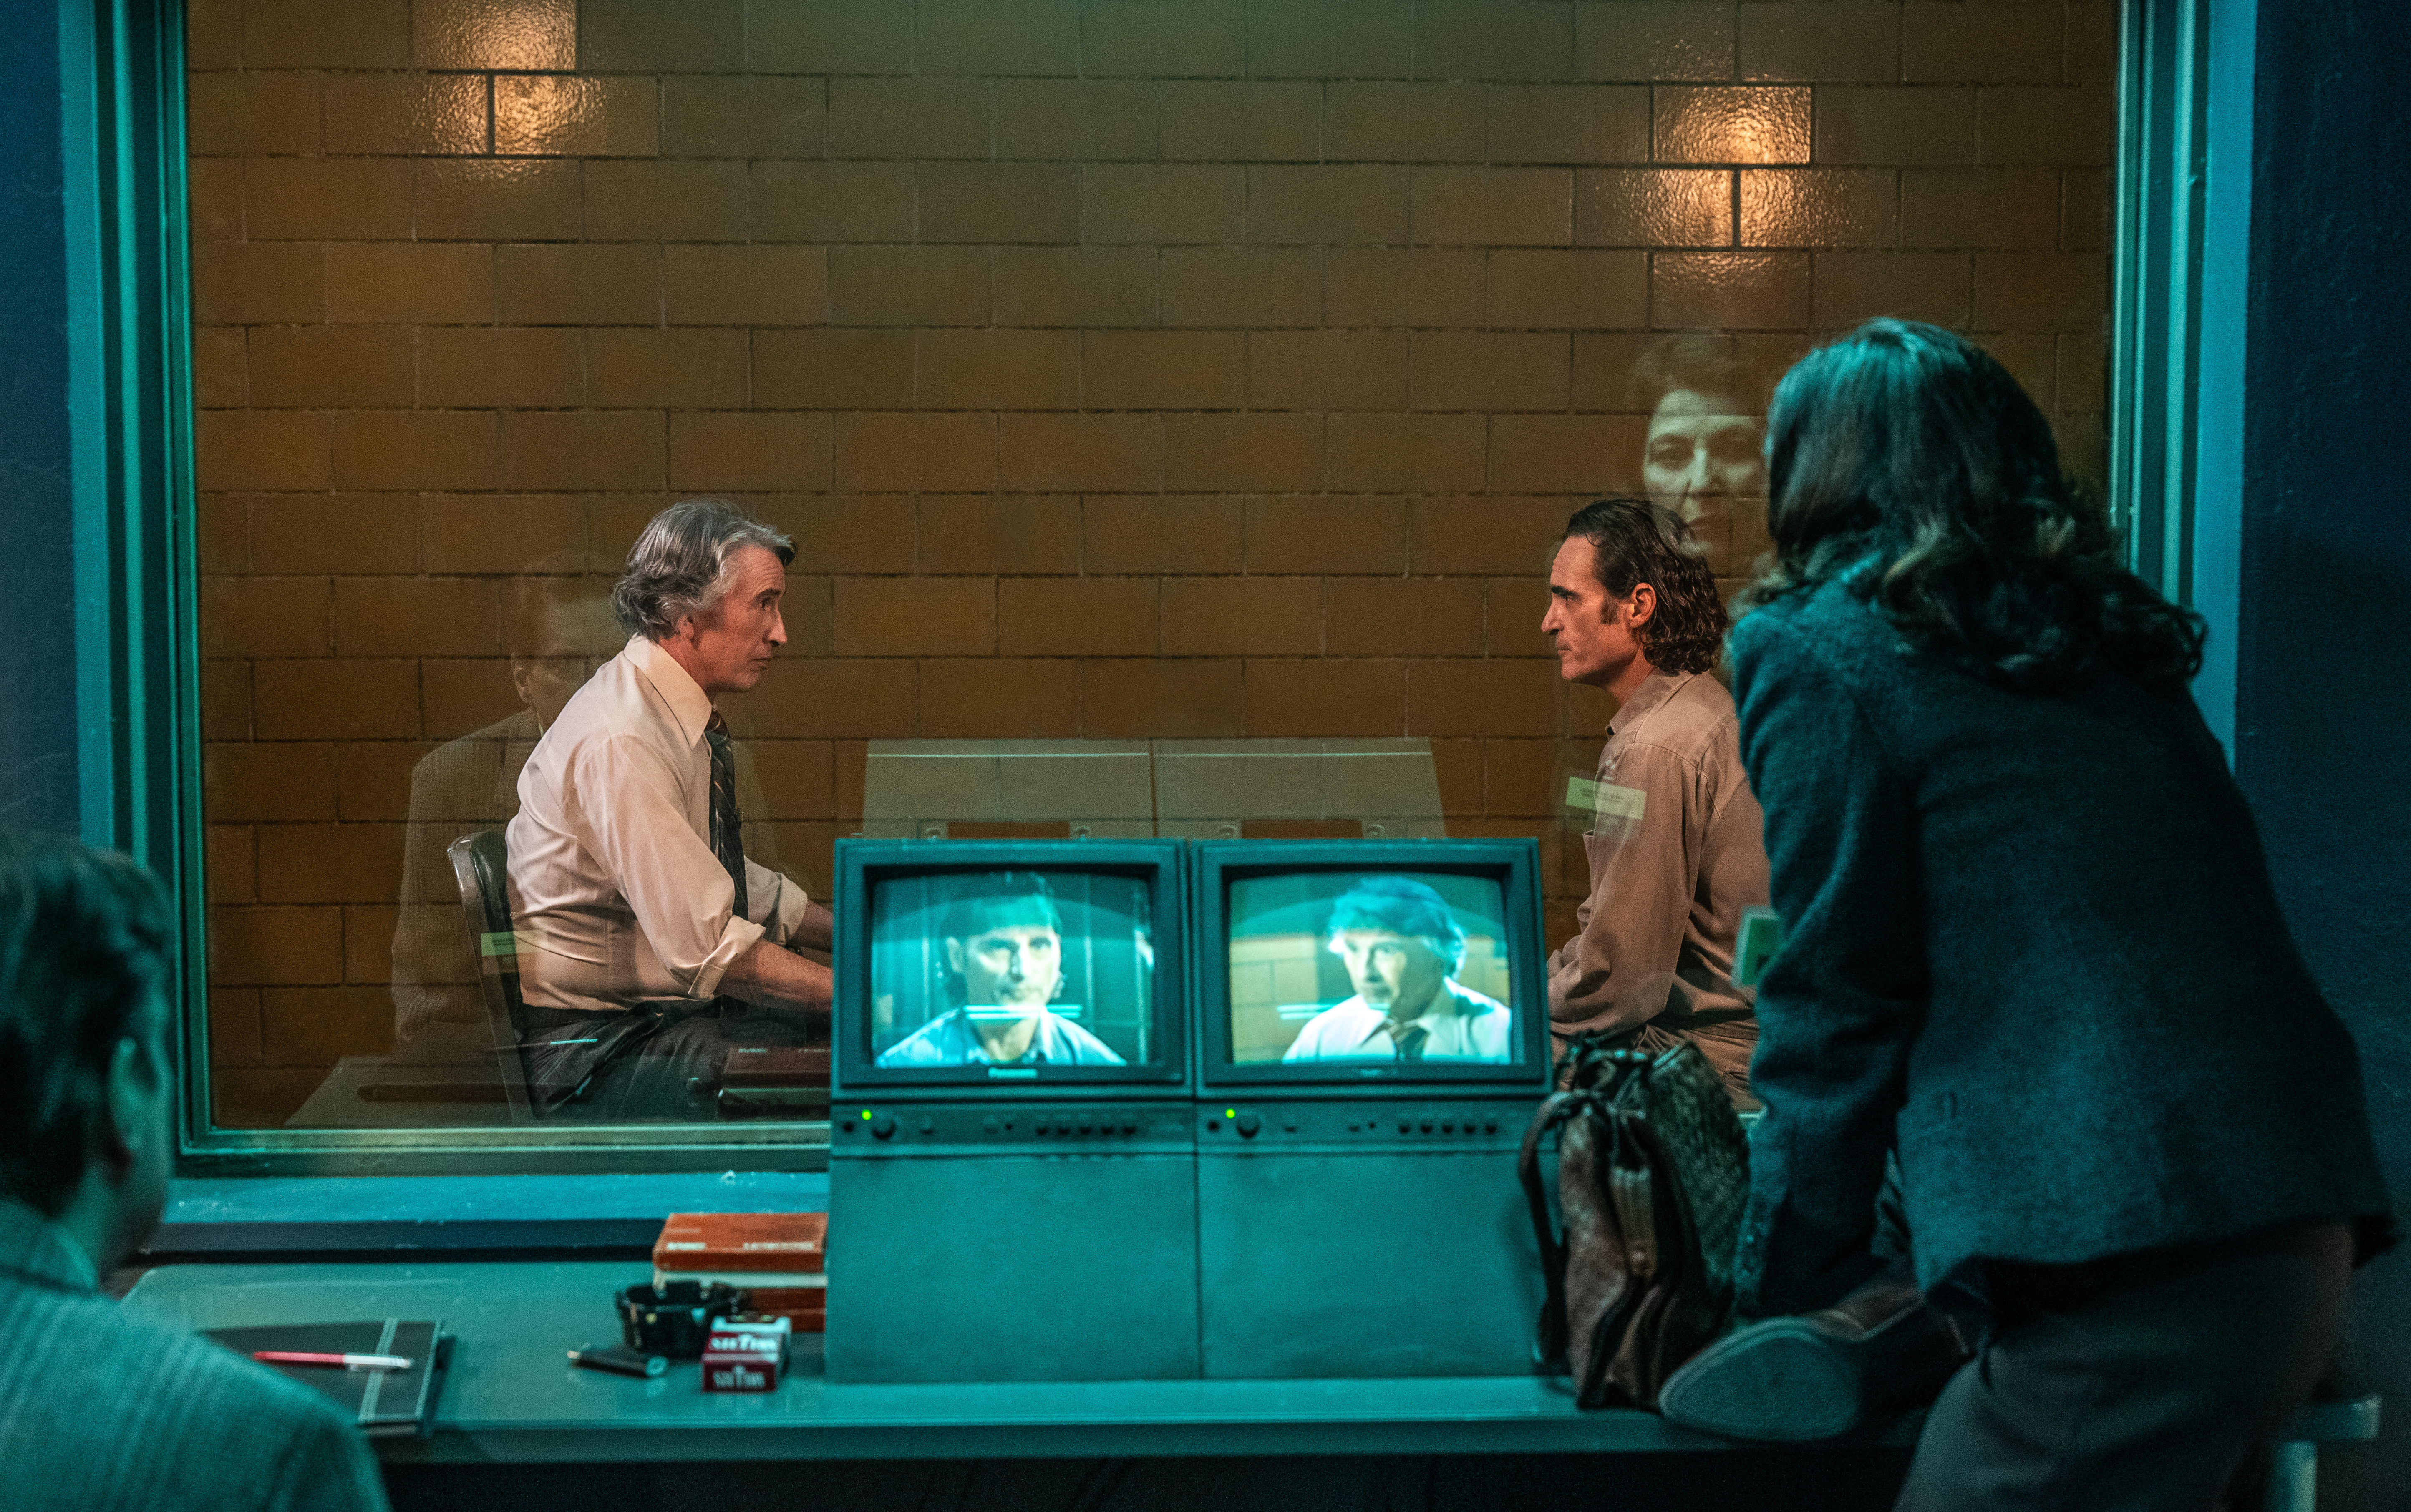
[204,1319,452,1438]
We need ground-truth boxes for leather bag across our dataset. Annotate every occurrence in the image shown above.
[1519,1034,1751,1409]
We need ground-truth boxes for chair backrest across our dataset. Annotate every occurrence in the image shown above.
[446,830,537,1123]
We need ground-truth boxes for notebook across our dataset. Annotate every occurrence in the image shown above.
[204,1319,452,1438]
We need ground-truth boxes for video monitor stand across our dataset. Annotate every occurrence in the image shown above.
[1194,1092,1546,1380]
[825,1100,1201,1383]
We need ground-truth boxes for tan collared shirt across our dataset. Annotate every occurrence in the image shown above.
[1548,669,1767,1090]
[507,636,809,1013]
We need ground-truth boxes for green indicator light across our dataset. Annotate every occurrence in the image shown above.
[1225,1109,1235,1119]
[861,1109,872,1120]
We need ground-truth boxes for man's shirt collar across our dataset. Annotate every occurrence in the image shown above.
[0,1198,99,1294]
[1608,667,1690,738]
[1340,982,1480,1050]
[625,635,715,749]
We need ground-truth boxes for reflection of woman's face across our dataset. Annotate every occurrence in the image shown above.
[1643,389,1765,528]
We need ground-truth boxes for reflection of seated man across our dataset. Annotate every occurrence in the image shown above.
[389,579,787,1059]
[507,501,834,1120]
[387,576,621,1053]
[877,875,1125,1067]
[1283,877,1510,1063]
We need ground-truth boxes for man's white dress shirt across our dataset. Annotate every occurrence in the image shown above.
[507,635,809,1014]
[1281,978,1514,1062]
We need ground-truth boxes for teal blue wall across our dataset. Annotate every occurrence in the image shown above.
[2230,3,2411,1503]
[1,0,82,835]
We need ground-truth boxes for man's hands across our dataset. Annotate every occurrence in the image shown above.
[721,932,832,1014]
[720,900,836,1013]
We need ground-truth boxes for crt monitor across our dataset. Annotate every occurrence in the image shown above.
[831,838,1188,1098]
[1192,839,1549,1092]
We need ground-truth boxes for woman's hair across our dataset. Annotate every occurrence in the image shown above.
[1561,498,1729,675]
[1738,319,2204,691]
[612,499,796,641]
[0,833,172,1216]
[1628,332,1774,414]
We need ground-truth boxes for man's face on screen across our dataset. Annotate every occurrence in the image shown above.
[1330,929,1446,1021]
[948,923,1063,1013]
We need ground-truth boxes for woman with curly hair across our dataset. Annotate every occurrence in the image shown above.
[1658,319,2393,1507]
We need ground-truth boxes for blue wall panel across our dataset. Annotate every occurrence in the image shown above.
[2237,3,2411,1504]
[1,0,81,835]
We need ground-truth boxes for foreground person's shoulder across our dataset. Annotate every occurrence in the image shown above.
[127,1310,390,1511]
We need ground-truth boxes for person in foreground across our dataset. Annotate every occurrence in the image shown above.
[509,500,836,1118]
[0,832,388,1512]
[1655,319,2394,1508]
[877,874,1124,1068]
[1541,499,1767,1101]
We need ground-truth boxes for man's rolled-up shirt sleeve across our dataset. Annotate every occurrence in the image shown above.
[1729,616,1927,1319]
[746,858,813,946]
[1548,740,1696,1040]
[569,734,763,999]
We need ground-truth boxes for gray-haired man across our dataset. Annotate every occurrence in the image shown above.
[507,500,833,1119]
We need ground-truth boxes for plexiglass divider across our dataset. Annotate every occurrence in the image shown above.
[860,739,1447,844]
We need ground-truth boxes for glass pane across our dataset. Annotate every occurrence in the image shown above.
[186,0,2115,1135]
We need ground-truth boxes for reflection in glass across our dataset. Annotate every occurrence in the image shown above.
[389,577,623,1055]
[1630,335,1774,568]
[1227,873,1514,1065]
[870,871,1151,1068]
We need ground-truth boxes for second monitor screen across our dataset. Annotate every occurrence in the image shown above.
[869,870,1158,1070]
[1227,872,1516,1065]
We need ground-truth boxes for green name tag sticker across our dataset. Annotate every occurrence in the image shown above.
[479,931,518,958]
[1734,907,1784,990]
[1565,776,1646,822]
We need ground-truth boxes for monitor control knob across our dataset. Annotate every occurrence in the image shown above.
[1235,1112,1262,1138]
[871,1114,897,1140]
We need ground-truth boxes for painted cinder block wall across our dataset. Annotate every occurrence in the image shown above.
[183,0,2118,1126]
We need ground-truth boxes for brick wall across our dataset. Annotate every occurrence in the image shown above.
[188,0,2114,1126]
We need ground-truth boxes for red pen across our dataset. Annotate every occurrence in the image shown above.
[252,1350,413,1372]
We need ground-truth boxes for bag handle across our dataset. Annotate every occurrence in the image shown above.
[1519,1089,1590,1369]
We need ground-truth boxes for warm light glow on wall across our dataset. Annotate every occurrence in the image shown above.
[415,0,576,71]
[1655,87,1813,166]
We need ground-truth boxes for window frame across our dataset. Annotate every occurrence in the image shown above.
[82,0,2207,1175]
[2111,0,2250,757]
[65,0,826,1174]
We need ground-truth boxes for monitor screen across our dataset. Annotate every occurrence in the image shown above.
[1197,841,1548,1089]
[1228,871,1514,1065]
[834,840,1188,1094]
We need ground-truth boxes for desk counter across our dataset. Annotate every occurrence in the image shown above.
[122,1260,1798,1464]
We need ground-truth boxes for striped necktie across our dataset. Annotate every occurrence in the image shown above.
[1392,1023,1428,1062]
[704,710,748,921]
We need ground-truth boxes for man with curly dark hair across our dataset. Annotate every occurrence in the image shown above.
[1540,497,1768,1102]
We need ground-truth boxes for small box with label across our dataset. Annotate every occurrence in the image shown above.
[699,1316,791,1394]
